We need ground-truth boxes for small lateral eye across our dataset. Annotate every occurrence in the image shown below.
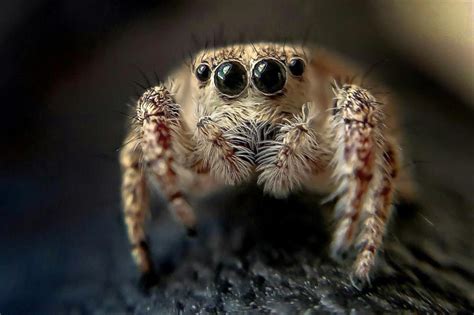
[195,64,211,82]
[288,58,305,76]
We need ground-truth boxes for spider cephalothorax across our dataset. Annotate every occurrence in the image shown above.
[120,43,412,289]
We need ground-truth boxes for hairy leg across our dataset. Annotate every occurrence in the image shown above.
[256,104,330,197]
[120,133,153,277]
[352,140,399,283]
[329,84,385,259]
[120,85,198,285]
[138,86,197,234]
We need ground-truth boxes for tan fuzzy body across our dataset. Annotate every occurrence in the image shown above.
[119,43,414,288]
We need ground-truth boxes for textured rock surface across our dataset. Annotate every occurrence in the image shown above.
[6,186,472,314]
[78,192,474,314]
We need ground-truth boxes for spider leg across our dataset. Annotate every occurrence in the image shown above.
[352,140,399,282]
[139,86,197,233]
[120,85,197,283]
[120,134,154,278]
[256,103,330,197]
[329,84,385,260]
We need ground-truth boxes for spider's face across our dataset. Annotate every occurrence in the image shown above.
[191,43,312,119]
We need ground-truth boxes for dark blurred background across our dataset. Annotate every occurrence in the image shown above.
[0,1,472,314]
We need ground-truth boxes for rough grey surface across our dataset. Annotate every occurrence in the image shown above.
[37,185,474,314]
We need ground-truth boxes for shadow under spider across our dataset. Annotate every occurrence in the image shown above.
[199,184,332,265]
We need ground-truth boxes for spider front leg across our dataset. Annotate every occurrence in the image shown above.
[256,104,330,197]
[120,85,196,286]
[329,84,386,262]
[138,86,197,234]
[353,140,398,283]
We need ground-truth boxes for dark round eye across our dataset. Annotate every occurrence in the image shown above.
[288,58,305,76]
[214,61,248,97]
[252,59,286,95]
[195,64,211,82]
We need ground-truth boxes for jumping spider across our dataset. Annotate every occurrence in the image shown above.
[120,43,413,289]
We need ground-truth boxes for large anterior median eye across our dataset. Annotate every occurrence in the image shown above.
[214,61,248,97]
[251,59,286,95]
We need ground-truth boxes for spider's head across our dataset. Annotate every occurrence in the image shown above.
[191,43,313,118]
